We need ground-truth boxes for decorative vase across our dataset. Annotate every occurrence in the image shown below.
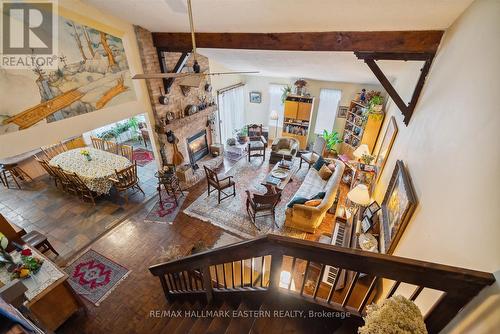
[85,154,92,161]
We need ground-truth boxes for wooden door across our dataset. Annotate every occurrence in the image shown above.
[296,102,311,121]
[284,101,298,119]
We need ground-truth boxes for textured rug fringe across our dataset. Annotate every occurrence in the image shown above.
[94,269,131,306]
[183,208,254,239]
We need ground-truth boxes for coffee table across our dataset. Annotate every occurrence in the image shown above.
[262,162,298,191]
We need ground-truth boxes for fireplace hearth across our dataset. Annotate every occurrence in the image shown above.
[187,130,209,167]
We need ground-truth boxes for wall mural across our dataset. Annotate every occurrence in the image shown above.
[0,16,136,135]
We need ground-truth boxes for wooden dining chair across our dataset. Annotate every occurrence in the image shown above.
[245,186,282,229]
[120,145,134,162]
[34,155,60,188]
[109,162,144,203]
[64,171,97,205]
[40,142,67,160]
[91,136,106,151]
[204,166,236,204]
[0,163,32,190]
[52,166,78,195]
[105,141,119,154]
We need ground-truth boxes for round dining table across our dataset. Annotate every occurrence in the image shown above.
[49,147,131,195]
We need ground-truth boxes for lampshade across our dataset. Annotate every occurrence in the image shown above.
[353,144,370,159]
[347,184,371,206]
[270,110,279,120]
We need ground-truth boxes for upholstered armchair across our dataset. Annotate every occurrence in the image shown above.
[269,137,299,164]
[247,124,267,162]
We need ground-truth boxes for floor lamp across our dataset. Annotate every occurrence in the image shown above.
[270,110,279,139]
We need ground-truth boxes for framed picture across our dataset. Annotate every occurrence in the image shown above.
[361,216,373,233]
[359,163,376,172]
[363,209,373,220]
[337,105,348,118]
[375,116,398,182]
[380,160,417,254]
[367,201,381,215]
[249,91,262,103]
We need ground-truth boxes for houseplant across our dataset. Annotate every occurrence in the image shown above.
[323,130,343,157]
[366,92,384,118]
[294,79,307,96]
[281,85,292,104]
[234,126,248,144]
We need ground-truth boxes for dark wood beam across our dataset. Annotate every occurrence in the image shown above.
[152,31,444,53]
[157,49,189,93]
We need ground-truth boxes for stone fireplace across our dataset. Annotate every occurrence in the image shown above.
[187,129,209,166]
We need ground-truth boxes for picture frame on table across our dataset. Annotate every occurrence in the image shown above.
[361,216,373,233]
[249,91,262,103]
[337,105,348,118]
[380,160,417,254]
[367,201,381,215]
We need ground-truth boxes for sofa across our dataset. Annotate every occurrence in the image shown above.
[284,159,345,233]
[269,137,299,164]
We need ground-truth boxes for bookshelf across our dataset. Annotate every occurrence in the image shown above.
[281,95,314,149]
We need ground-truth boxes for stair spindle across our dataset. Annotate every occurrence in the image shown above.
[231,262,235,289]
[250,258,253,287]
[167,273,176,291]
[327,269,343,304]
[186,271,193,291]
[214,265,220,288]
[159,275,171,301]
[288,257,297,291]
[410,286,424,301]
[313,264,325,299]
[223,263,227,289]
[386,281,401,298]
[342,272,360,307]
[300,260,310,296]
[358,277,378,313]
[260,256,265,287]
[240,260,244,288]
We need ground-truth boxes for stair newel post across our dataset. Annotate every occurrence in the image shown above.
[159,275,173,303]
[269,249,284,294]
[202,266,214,303]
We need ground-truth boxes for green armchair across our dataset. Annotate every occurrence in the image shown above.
[270,137,299,164]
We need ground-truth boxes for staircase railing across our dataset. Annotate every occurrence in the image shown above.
[149,234,494,334]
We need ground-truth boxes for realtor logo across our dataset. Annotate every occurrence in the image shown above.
[1,0,58,69]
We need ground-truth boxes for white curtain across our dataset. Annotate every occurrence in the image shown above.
[218,85,245,143]
[314,88,342,134]
[268,84,287,138]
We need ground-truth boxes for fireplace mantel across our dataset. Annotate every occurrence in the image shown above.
[159,105,217,134]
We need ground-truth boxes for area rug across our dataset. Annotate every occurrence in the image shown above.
[133,148,154,166]
[64,249,131,306]
[144,191,188,224]
[183,157,309,239]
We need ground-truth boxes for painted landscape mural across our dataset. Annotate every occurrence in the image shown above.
[0,16,136,135]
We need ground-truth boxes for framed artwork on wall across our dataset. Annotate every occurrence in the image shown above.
[375,116,398,182]
[249,91,262,103]
[380,160,417,254]
[337,105,348,118]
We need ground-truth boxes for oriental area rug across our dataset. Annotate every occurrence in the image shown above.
[144,192,188,224]
[132,148,155,166]
[64,249,130,306]
[183,157,308,239]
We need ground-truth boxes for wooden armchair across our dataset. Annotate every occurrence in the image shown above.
[300,136,326,169]
[120,145,134,162]
[34,155,60,187]
[109,162,144,203]
[247,124,267,162]
[41,142,67,159]
[245,186,282,229]
[52,166,79,195]
[105,141,119,154]
[64,171,98,205]
[204,166,236,204]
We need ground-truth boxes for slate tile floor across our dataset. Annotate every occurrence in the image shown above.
[0,158,158,265]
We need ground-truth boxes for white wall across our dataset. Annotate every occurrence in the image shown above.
[241,75,383,142]
[0,0,159,165]
[370,0,500,332]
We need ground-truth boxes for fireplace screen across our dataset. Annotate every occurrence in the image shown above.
[187,130,209,165]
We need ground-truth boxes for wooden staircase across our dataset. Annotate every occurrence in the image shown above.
[149,235,495,334]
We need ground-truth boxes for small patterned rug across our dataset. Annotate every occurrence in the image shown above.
[65,249,130,306]
[184,157,309,239]
[144,192,188,224]
[133,148,154,166]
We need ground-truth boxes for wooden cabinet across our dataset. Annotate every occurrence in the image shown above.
[281,95,314,150]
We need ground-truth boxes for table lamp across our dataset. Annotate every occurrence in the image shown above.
[347,184,371,235]
[270,110,279,138]
[353,144,370,161]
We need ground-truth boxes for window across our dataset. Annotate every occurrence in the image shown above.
[217,85,245,143]
[314,89,341,134]
[268,84,287,137]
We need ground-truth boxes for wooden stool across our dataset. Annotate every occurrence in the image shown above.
[21,231,59,256]
[0,163,32,189]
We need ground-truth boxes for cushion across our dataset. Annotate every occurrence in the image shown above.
[276,149,291,155]
[287,196,308,208]
[249,141,265,148]
[327,163,336,172]
[312,156,326,171]
[318,164,333,180]
[304,199,322,207]
[310,191,326,200]
[301,152,318,163]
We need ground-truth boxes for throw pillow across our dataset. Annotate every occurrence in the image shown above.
[327,163,336,172]
[287,196,308,208]
[312,156,326,171]
[310,192,326,200]
[304,199,322,207]
[318,164,333,180]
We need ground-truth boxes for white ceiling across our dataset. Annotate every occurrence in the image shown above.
[84,0,473,33]
[201,49,423,85]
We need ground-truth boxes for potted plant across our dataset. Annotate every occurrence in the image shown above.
[234,126,248,144]
[366,91,384,118]
[294,79,307,96]
[281,85,292,104]
[323,130,343,157]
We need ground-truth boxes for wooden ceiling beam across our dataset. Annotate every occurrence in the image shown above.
[152,31,444,53]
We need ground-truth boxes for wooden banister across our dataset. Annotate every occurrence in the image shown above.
[149,235,495,334]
